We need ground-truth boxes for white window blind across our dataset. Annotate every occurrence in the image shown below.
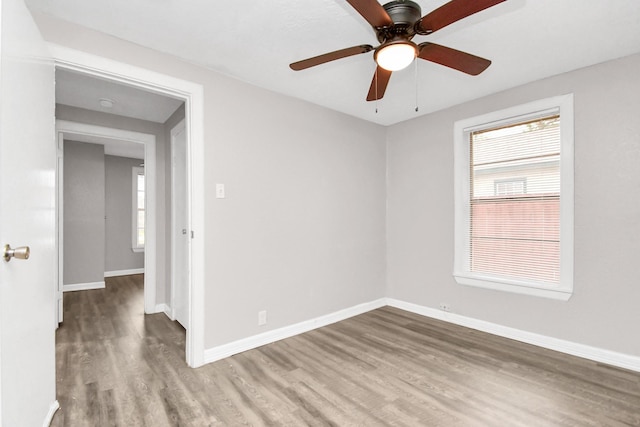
[470,115,560,284]
[136,172,145,246]
[132,166,145,251]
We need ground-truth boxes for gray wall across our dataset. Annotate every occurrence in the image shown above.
[105,155,144,272]
[40,14,640,359]
[387,52,640,357]
[63,140,105,285]
[40,17,387,350]
[56,104,169,300]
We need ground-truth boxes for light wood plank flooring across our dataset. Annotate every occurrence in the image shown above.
[52,275,640,426]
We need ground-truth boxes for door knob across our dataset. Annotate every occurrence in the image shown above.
[3,244,30,262]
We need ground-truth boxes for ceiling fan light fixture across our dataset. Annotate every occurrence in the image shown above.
[374,40,417,71]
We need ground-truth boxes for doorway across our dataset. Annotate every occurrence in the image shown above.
[56,121,157,320]
[51,45,206,368]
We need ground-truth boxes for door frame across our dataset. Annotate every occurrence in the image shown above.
[56,121,156,318]
[51,44,206,368]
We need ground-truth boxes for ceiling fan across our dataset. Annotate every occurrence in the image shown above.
[290,0,506,101]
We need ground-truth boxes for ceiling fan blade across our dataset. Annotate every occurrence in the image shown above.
[290,45,374,71]
[346,0,393,28]
[418,42,491,75]
[366,66,392,101]
[417,0,506,34]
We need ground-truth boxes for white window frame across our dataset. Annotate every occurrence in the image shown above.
[453,94,574,300]
[132,166,145,252]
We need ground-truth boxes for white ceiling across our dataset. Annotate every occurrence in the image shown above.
[64,132,146,160]
[55,69,182,159]
[29,0,640,126]
[56,69,183,124]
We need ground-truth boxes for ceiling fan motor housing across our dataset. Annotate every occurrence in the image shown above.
[377,0,422,43]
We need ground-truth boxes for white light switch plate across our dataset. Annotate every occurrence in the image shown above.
[216,183,225,198]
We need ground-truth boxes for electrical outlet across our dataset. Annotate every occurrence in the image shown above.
[439,303,451,312]
[258,310,267,326]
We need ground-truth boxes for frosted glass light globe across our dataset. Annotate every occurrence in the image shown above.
[375,42,417,71]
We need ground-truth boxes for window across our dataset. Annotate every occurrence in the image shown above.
[132,166,145,252]
[453,95,574,300]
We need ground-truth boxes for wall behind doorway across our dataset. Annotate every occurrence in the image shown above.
[63,140,105,287]
[105,155,144,273]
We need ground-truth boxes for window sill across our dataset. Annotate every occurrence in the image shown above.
[453,273,572,301]
[132,247,145,253]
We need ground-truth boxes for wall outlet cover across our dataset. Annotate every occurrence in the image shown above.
[258,310,267,326]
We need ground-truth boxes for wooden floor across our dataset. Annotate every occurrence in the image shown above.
[52,275,640,426]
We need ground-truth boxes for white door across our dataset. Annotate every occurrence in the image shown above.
[0,0,57,425]
[171,119,189,329]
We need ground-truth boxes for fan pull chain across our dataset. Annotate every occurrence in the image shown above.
[375,67,379,114]
[414,59,419,112]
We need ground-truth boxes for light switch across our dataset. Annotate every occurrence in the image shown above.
[216,183,225,199]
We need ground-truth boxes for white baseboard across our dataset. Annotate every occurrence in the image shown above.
[201,297,640,373]
[43,400,59,427]
[104,268,144,277]
[62,281,105,292]
[163,304,174,320]
[204,298,387,364]
[386,298,640,373]
[149,303,169,315]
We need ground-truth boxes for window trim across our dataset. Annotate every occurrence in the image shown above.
[132,166,145,252]
[453,94,574,300]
